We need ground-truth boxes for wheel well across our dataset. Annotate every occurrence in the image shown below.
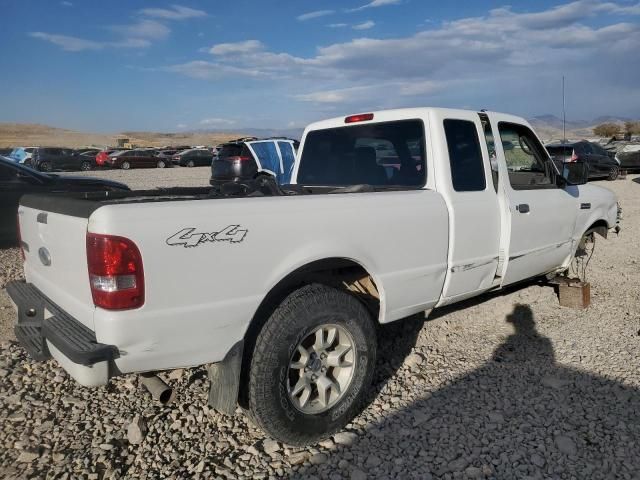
[237,258,380,408]
[586,220,608,239]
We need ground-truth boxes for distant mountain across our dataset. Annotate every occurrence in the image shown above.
[528,114,638,142]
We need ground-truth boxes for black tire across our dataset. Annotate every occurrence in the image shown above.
[247,283,376,446]
[157,159,166,168]
[120,161,131,170]
[607,165,619,181]
[80,160,92,171]
[186,160,195,168]
[38,161,51,172]
[23,159,32,167]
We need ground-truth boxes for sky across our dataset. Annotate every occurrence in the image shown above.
[0,0,639,132]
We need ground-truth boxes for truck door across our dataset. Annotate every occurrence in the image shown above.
[430,110,501,304]
[489,114,578,285]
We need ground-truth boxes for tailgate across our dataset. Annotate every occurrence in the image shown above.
[18,205,95,330]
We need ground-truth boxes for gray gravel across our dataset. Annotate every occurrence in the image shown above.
[1,170,639,479]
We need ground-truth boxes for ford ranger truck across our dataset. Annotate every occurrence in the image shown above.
[7,108,620,445]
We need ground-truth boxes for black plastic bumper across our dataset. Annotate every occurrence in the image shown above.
[6,281,119,366]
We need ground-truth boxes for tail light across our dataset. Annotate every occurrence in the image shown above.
[570,149,578,162]
[87,233,144,310]
[17,213,25,261]
[345,113,374,123]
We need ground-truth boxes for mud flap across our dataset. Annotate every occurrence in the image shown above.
[207,340,244,415]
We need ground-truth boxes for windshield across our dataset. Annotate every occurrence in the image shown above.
[297,119,426,187]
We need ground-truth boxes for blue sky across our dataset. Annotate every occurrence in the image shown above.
[0,0,639,132]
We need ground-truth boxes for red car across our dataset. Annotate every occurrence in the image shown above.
[106,149,167,169]
[95,149,119,167]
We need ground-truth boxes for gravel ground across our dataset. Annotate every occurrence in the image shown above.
[0,170,639,479]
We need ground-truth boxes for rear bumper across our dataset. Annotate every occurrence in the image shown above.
[6,280,118,386]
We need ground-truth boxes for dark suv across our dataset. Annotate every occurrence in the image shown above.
[32,147,94,172]
[546,140,619,181]
[210,138,298,185]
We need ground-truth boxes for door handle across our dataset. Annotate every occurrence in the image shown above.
[516,204,530,213]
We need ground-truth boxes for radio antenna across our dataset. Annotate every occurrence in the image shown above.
[562,75,566,143]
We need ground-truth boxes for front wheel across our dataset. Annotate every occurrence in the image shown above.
[156,159,166,168]
[120,161,131,170]
[38,161,52,172]
[80,160,92,171]
[247,284,376,446]
[607,165,619,181]
[186,160,195,168]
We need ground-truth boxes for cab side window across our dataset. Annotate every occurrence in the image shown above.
[498,122,555,189]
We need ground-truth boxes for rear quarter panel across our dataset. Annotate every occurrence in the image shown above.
[90,190,449,373]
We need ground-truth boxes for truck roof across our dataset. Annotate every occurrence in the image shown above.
[304,107,529,131]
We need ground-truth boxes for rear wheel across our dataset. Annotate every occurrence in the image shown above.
[247,284,376,446]
[607,165,619,181]
[38,161,51,172]
[157,159,166,168]
[80,160,92,171]
[120,161,131,170]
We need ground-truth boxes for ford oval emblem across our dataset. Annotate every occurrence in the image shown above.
[38,247,52,266]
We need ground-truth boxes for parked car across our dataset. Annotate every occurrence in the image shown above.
[546,140,620,181]
[76,148,101,158]
[613,144,640,171]
[158,149,178,159]
[7,108,619,445]
[172,148,214,167]
[0,147,13,156]
[32,147,95,172]
[0,155,129,244]
[95,149,120,167]
[105,149,166,169]
[210,138,298,185]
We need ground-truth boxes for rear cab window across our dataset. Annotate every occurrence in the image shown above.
[297,119,426,188]
[443,119,486,192]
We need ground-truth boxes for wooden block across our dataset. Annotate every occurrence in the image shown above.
[558,281,590,309]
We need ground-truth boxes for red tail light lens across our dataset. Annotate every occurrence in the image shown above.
[87,233,144,310]
[345,113,374,123]
[570,149,578,162]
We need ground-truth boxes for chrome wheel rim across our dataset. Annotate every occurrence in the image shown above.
[287,324,356,414]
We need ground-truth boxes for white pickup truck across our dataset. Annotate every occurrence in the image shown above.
[8,108,620,445]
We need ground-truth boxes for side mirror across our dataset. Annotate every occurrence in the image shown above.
[561,161,588,186]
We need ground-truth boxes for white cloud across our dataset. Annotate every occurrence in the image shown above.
[210,40,264,56]
[61,1,73,6]
[139,5,207,20]
[200,118,237,126]
[327,23,348,28]
[162,1,640,117]
[297,10,334,21]
[163,61,263,79]
[294,81,444,104]
[176,123,188,129]
[353,20,375,30]
[348,0,401,12]
[29,32,103,51]
[110,20,171,40]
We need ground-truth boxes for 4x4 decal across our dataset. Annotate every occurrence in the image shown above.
[166,226,247,248]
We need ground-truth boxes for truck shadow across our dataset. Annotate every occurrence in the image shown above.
[292,303,640,478]
[366,280,548,407]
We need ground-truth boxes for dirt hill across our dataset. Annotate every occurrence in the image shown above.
[0,123,242,148]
